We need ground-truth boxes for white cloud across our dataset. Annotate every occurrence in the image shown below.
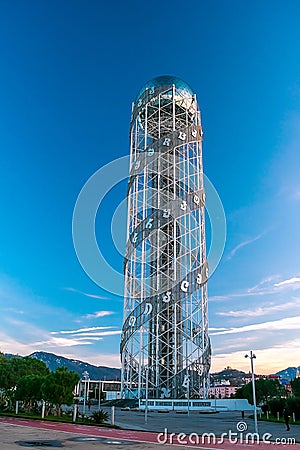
[33,337,93,347]
[210,316,300,336]
[0,276,121,366]
[0,332,41,356]
[84,311,114,319]
[4,318,51,339]
[248,275,280,292]
[211,338,300,374]
[0,329,121,368]
[275,277,300,287]
[70,331,122,337]
[212,335,259,353]
[49,328,122,343]
[208,327,229,331]
[51,326,115,335]
[64,287,109,300]
[209,290,269,302]
[75,337,103,341]
[216,299,300,317]
[2,307,25,315]
[227,232,266,260]
[210,274,300,303]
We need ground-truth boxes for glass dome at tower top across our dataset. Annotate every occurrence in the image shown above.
[136,75,195,101]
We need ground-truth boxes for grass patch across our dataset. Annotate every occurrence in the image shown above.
[0,411,119,428]
[258,413,300,425]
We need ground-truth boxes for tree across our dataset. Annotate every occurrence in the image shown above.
[235,379,283,405]
[256,379,283,403]
[0,354,49,389]
[15,375,44,404]
[287,397,300,420]
[41,367,79,416]
[0,353,12,389]
[10,356,49,380]
[267,397,300,419]
[291,378,300,397]
[267,397,286,416]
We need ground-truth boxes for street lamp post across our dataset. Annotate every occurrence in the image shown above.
[145,366,149,424]
[82,371,90,416]
[98,380,101,410]
[214,379,217,412]
[245,351,258,435]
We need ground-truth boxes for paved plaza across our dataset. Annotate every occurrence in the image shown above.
[109,408,299,441]
[0,420,153,450]
[106,409,300,442]
[77,405,300,441]
[0,409,299,449]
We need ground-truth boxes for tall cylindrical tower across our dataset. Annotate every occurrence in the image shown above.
[121,76,211,400]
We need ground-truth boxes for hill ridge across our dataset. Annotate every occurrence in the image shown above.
[4,351,299,382]
[29,351,121,380]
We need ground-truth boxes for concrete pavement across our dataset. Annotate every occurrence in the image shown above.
[103,407,300,443]
[1,410,299,449]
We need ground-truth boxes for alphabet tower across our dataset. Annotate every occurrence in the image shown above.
[121,76,211,400]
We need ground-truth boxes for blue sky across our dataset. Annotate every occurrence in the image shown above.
[0,0,300,374]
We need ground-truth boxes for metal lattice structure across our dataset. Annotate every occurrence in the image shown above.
[120,76,211,400]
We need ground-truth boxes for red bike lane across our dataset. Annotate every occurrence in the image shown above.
[0,416,299,449]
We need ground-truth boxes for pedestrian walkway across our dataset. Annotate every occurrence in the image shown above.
[106,407,300,445]
[0,413,299,449]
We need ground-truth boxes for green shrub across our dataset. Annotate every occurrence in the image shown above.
[267,398,286,417]
[261,404,269,413]
[286,397,300,420]
[91,409,109,424]
[267,397,300,419]
[0,401,6,411]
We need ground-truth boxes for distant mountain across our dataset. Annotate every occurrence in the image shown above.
[3,353,15,359]
[212,367,248,379]
[275,366,300,380]
[29,351,121,380]
[4,350,299,384]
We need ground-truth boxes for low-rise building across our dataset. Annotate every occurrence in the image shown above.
[209,385,238,398]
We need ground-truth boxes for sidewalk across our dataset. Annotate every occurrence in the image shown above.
[1,414,300,449]
[108,408,300,443]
